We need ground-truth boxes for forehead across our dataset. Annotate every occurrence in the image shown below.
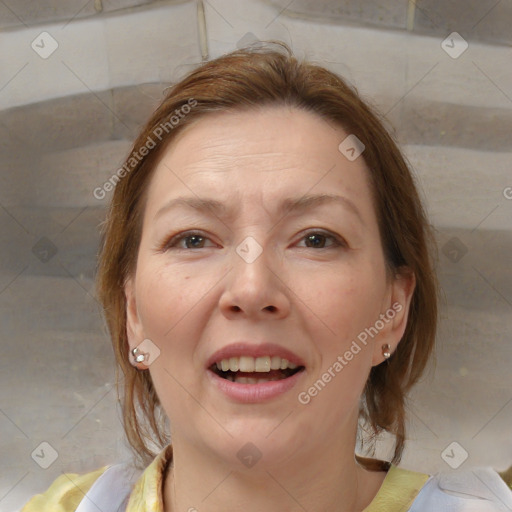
[143,106,374,219]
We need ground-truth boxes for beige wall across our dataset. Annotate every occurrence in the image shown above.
[1,1,511,510]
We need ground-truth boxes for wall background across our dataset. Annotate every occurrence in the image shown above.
[1,1,511,510]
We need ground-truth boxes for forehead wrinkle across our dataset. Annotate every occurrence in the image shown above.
[154,192,365,227]
[179,152,307,175]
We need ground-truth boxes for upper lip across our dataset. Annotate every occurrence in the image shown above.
[206,342,306,369]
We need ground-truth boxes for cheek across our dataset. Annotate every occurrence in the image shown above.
[299,265,385,347]
[135,262,208,349]
[135,264,210,417]
[296,272,380,422]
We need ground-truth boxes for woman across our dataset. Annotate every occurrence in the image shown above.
[22,42,512,512]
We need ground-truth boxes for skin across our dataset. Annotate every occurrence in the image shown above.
[125,106,415,512]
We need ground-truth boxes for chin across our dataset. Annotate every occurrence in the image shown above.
[196,417,307,470]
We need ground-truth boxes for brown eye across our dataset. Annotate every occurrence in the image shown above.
[298,231,345,249]
[162,231,215,250]
[304,233,330,248]
[180,235,207,249]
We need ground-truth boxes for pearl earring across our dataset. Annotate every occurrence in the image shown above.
[382,344,391,359]
[131,347,147,364]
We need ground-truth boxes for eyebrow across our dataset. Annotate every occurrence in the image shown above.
[155,193,364,225]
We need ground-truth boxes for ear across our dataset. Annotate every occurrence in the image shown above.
[371,268,416,366]
[125,276,145,353]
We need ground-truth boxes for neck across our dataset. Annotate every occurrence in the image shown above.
[163,435,384,512]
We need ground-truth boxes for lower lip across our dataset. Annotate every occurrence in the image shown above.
[207,369,305,403]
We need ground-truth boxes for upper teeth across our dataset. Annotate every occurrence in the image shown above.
[215,356,298,373]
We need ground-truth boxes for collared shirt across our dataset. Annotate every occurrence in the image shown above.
[21,444,473,512]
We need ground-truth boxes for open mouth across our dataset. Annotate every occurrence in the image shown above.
[209,355,305,384]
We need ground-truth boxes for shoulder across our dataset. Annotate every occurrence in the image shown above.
[21,466,109,512]
[20,446,171,512]
[409,466,512,511]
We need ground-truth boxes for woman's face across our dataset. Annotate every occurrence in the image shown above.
[125,106,414,467]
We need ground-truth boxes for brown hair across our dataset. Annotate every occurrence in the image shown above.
[96,42,438,467]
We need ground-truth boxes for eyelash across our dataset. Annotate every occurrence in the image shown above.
[160,229,346,251]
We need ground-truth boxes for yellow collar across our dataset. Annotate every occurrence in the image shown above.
[126,445,429,512]
[363,463,430,511]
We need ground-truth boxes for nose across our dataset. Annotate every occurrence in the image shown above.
[219,240,290,320]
